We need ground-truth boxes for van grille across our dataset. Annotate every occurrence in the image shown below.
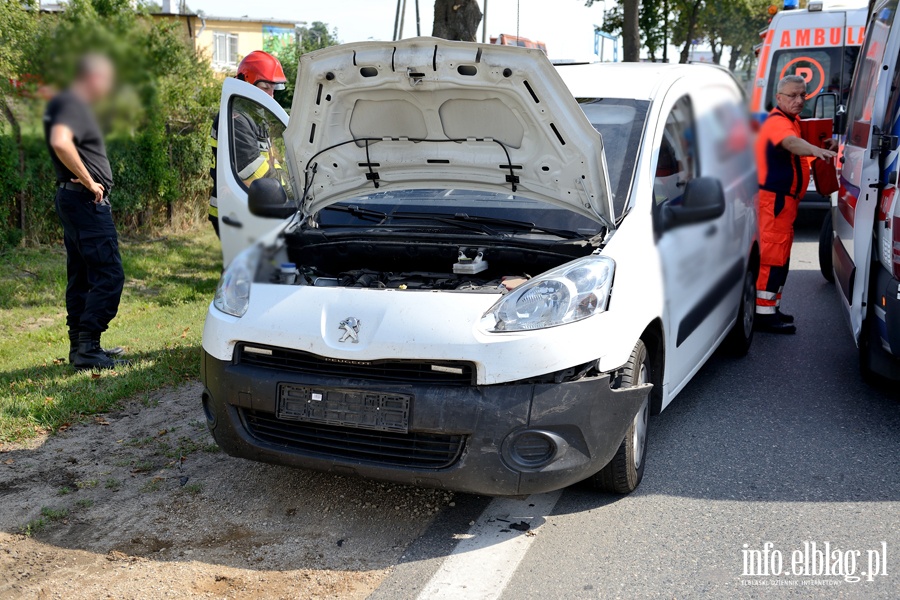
[242,410,466,470]
[237,344,475,385]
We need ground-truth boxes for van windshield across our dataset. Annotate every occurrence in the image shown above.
[766,47,860,117]
[576,98,650,216]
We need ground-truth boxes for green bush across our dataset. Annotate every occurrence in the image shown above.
[0,130,209,247]
[0,0,218,247]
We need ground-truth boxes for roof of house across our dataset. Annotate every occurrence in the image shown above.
[150,13,300,26]
[37,4,299,26]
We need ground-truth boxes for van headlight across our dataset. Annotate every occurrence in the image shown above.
[214,246,261,318]
[482,256,614,332]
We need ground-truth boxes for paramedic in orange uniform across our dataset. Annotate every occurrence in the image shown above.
[755,75,837,334]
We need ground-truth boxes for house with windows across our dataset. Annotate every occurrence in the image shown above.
[38,3,299,72]
[151,12,299,72]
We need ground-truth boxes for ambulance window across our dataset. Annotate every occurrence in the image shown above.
[767,49,837,118]
[846,4,898,148]
[228,96,295,201]
[839,46,861,108]
[653,96,697,206]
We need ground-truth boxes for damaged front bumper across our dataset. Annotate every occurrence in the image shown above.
[200,348,651,496]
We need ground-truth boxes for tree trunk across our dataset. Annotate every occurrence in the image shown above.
[432,0,483,42]
[711,41,722,65]
[622,0,640,62]
[679,0,703,64]
[662,0,669,62]
[166,123,173,226]
[728,44,742,72]
[1,97,26,242]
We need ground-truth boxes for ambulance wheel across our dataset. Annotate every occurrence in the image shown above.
[590,340,649,495]
[726,269,756,356]
[819,211,835,283]
[859,314,876,384]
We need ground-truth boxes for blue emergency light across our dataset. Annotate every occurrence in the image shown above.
[783,0,799,9]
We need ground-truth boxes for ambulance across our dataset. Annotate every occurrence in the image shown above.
[820,0,900,382]
[752,0,869,125]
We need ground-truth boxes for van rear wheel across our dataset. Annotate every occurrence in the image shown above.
[590,340,650,494]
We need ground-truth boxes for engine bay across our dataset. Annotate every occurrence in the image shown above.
[261,228,596,293]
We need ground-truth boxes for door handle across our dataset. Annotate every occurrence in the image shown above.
[221,216,243,229]
[704,224,718,237]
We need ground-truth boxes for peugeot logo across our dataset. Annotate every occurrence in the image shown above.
[338,317,361,343]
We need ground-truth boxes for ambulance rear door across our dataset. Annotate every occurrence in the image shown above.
[835,0,900,342]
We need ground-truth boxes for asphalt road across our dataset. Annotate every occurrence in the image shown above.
[371,212,900,600]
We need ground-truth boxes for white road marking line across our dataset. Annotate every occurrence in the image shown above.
[416,491,562,600]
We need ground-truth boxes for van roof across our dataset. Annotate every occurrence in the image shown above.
[554,62,735,101]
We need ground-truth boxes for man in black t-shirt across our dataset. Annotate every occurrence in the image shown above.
[44,54,126,370]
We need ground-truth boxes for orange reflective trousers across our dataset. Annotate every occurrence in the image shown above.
[755,190,799,315]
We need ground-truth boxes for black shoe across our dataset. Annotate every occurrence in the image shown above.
[73,332,129,370]
[754,314,796,335]
[776,309,794,324]
[68,330,125,364]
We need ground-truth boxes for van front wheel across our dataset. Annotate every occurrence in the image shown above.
[725,269,756,356]
[590,340,650,494]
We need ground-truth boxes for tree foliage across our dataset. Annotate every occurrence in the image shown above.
[599,0,662,62]
[272,21,340,110]
[596,0,770,68]
[0,0,220,246]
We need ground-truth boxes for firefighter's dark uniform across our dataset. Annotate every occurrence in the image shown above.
[209,110,284,238]
[43,90,124,340]
[754,107,810,317]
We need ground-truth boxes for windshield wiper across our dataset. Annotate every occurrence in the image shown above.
[388,212,498,235]
[320,207,588,239]
[321,205,388,222]
[321,205,495,235]
[392,212,589,240]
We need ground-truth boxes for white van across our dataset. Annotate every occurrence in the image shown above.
[201,39,759,496]
[819,0,900,382]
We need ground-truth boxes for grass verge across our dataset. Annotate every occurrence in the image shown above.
[0,227,221,442]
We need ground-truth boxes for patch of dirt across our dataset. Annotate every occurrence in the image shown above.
[13,312,66,333]
[0,383,454,599]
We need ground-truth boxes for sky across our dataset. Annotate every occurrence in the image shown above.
[186,0,612,62]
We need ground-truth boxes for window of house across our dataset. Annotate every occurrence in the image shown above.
[213,32,239,67]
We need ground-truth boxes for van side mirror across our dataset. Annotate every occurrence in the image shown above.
[660,177,726,231]
[813,92,838,119]
[248,178,295,219]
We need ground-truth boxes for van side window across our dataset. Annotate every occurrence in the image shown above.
[654,96,698,206]
[228,96,294,200]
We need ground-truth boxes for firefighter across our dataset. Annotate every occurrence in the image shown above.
[754,74,838,333]
[44,54,126,369]
[209,50,288,237]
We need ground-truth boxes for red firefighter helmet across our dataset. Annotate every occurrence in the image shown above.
[236,50,287,90]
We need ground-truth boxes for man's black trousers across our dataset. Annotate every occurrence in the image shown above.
[54,188,124,334]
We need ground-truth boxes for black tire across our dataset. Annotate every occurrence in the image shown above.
[859,317,878,385]
[590,340,650,494]
[859,310,880,385]
[725,269,756,356]
[819,211,835,283]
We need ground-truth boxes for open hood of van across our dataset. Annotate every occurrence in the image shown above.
[285,37,615,228]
